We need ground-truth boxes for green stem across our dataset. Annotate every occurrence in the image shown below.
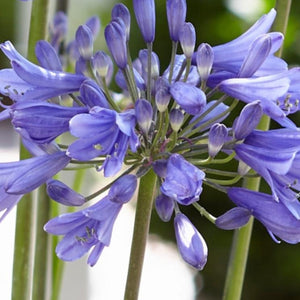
[222,2,291,299]
[32,185,51,300]
[124,169,157,300]
[11,145,35,300]
[12,1,50,299]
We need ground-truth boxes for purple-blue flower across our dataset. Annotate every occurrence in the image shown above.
[160,154,205,205]
[10,101,88,144]
[67,107,139,177]
[44,175,137,266]
[174,213,208,270]
[0,41,86,102]
[228,187,300,244]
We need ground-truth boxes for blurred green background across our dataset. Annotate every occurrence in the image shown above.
[0,0,300,299]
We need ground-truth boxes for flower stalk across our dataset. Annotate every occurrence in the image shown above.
[124,169,157,300]
[12,1,49,300]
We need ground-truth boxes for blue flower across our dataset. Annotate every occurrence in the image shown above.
[67,107,139,176]
[10,101,88,144]
[0,151,70,221]
[44,175,137,266]
[4,151,71,194]
[0,41,86,101]
[228,187,300,244]
[174,213,208,270]
[235,128,300,200]
[160,154,205,205]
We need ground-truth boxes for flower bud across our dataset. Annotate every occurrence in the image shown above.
[170,81,206,115]
[166,0,187,42]
[135,99,153,134]
[152,159,168,178]
[108,175,137,204]
[80,79,109,109]
[46,179,85,206]
[155,89,171,112]
[179,22,196,59]
[85,16,101,38]
[104,20,127,69]
[155,194,174,222]
[174,213,208,270]
[91,50,114,82]
[138,49,160,81]
[133,0,156,43]
[75,25,94,60]
[215,207,251,230]
[112,3,131,41]
[234,101,263,140]
[238,34,272,78]
[196,43,214,83]
[208,123,228,158]
[169,108,184,132]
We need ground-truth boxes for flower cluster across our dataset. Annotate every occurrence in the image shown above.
[0,0,300,270]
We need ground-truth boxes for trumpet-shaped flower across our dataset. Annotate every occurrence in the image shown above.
[228,187,300,244]
[44,175,137,266]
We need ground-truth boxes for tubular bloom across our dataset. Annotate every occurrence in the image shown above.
[0,1,300,275]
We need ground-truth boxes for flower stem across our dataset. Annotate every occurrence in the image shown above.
[222,2,292,299]
[124,169,157,300]
[11,145,34,300]
[11,1,50,300]
[32,185,51,300]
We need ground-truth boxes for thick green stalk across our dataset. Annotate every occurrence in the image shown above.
[124,169,157,300]
[32,185,51,300]
[11,148,34,300]
[222,1,292,299]
[12,1,50,300]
